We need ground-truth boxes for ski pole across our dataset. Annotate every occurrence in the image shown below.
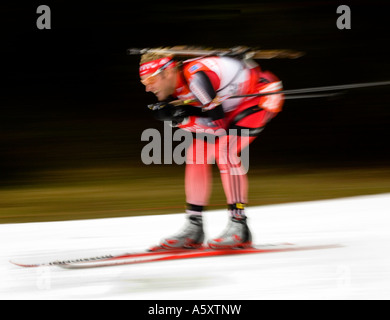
[169,80,390,106]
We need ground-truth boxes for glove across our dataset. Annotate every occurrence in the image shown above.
[148,103,180,122]
[148,102,204,126]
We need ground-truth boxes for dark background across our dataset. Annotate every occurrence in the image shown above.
[1,0,390,183]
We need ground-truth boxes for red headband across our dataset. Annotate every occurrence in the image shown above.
[139,57,175,77]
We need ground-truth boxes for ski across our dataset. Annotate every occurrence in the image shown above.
[10,243,340,269]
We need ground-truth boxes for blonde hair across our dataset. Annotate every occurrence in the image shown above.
[140,48,173,65]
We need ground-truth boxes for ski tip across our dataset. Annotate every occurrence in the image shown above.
[9,260,40,268]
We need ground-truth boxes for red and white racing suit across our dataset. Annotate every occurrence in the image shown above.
[172,56,284,212]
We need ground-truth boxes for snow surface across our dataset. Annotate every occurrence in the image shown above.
[1,193,390,300]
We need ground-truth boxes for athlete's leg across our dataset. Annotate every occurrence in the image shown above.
[215,134,256,216]
[185,137,213,209]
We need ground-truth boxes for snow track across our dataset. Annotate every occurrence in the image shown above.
[1,193,390,300]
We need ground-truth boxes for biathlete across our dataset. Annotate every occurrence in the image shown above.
[138,49,284,250]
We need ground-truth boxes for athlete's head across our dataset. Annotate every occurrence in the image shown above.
[139,51,178,101]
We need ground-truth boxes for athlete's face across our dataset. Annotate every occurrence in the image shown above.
[141,68,177,101]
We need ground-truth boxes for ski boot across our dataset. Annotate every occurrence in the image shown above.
[208,205,252,249]
[158,214,205,250]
